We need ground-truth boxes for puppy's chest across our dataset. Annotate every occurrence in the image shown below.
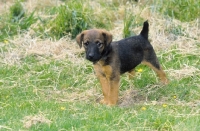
[94,60,113,78]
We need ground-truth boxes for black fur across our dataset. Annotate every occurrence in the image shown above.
[101,21,160,74]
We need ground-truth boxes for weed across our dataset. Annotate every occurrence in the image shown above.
[123,11,135,38]
[49,1,91,39]
[166,24,185,36]
[123,9,143,38]
[0,1,37,41]
[9,1,25,22]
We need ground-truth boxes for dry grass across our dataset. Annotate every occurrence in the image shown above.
[0,0,14,14]
[1,0,199,59]
[168,66,200,80]
[0,0,63,14]
[110,5,199,53]
[22,114,51,128]
[34,87,99,103]
[1,33,81,65]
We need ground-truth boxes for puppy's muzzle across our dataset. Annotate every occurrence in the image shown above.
[88,53,94,60]
[86,44,101,62]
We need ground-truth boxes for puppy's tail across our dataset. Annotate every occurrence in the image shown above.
[140,20,149,40]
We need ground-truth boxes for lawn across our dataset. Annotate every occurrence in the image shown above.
[0,0,200,130]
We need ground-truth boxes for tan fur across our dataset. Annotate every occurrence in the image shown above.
[94,61,120,105]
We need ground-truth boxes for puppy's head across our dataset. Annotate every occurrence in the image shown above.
[76,29,112,62]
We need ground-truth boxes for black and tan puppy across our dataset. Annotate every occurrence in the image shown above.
[76,21,168,106]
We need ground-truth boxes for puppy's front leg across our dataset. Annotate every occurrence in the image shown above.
[94,64,110,105]
[107,77,120,105]
[94,64,120,106]
[97,73,119,105]
[98,76,110,105]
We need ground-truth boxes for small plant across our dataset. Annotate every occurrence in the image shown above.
[166,24,185,36]
[0,1,37,41]
[49,1,91,39]
[123,8,143,38]
[123,11,135,38]
[9,1,25,22]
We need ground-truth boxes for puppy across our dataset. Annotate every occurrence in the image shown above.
[76,21,168,105]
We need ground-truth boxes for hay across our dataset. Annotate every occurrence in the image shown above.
[1,33,82,65]
[1,1,199,64]
[168,66,200,80]
[22,114,51,128]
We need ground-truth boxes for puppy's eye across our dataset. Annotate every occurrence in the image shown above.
[97,42,103,48]
[84,42,89,46]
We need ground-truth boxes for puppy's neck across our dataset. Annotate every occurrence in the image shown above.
[93,44,112,65]
[101,44,112,59]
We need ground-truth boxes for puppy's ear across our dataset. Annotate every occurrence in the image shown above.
[102,30,112,45]
[76,32,85,48]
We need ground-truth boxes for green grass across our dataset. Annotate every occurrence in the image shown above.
[123,3,144,38]
[47,1,92,39]
[0,1,37,42]
[34,0,115,39]
[0,45,200,130]
[151,0,200,22]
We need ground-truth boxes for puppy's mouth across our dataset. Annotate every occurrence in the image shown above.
[86,53,101,62]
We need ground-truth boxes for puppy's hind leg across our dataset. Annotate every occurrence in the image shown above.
[142,50,169,84]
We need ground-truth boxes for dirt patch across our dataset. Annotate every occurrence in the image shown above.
[118,87,200,108]
[22,114,51,129]
[118,89,146,107]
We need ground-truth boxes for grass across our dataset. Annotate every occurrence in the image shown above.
[151,0,200,22]
[0,56,200,130]
[47,1,92,39]
[1,38,200,130]
[34,0,115,39]
[0,0,200,130]
[0,0,115,41]
[122,2,145,38]
[0,1,37,42]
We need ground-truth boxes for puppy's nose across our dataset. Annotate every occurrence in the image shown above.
[88,53,94,59]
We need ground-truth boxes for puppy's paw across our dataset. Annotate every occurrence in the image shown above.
[100,99,108,105]
[100,99,117,106]
[161,78,169,85]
